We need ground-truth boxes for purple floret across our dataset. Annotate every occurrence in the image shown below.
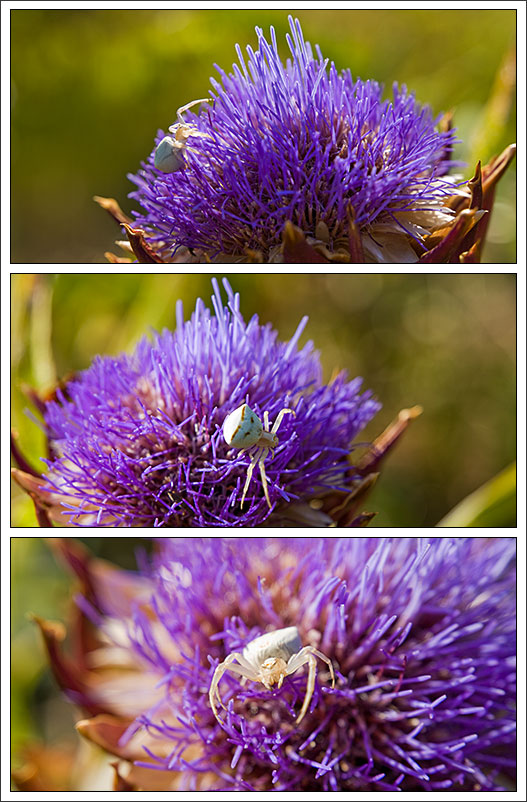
[41,279,380,526]
[112,538,516,791]
[129,16,459,259]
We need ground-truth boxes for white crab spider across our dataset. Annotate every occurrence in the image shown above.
[154,98,211,173]
[223,404,295,509]
[209,626,335,726]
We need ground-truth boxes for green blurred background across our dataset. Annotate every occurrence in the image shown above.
[11,8,516,263]
[11,538,152,787]
[11,273,516,527]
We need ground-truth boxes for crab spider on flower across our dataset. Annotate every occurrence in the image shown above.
[209,626,335,726]
[154,98,212,173]
[223,404,295,508]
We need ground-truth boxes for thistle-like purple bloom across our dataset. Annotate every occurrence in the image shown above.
[64,538,516,791]
[37,279,379,526]
[128,17,462,262]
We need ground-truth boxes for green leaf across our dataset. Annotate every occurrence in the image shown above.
[437,462,516,527]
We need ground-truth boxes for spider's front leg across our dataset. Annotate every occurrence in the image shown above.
[296,653,317,724]
[209,653,259,723]
[305,646,336,688]
[240,448,263,508]
[285,646,335,724]
[270,408,295,436]
[175,97,211,123]
[258,447,272,508]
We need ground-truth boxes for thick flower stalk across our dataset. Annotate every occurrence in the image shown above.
[98,17,514,264]
[27,537,516,792]
[12,278,422,528]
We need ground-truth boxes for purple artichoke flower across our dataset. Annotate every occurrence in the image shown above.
[35,537,516,791]
[11,278,385,527]
[95,16,515,265]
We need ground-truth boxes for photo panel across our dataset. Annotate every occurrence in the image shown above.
[5,4,523,796]
[9,8,517,264]
[10,273,517,529]
[10,536,517,792]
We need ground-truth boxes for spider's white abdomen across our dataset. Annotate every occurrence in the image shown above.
[223,404,263,449]
[154,136,186,173]
[243,626,302,666]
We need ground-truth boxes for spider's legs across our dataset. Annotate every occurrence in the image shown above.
[287,646,335,687]
[258,448,271,508]
[285,646,335,724]
[305,647,335,687]
[169,126,212,144]
[176,97,211,122]
[263,410,270,433]
[270,408,295,436]
[296,654,317,724]
[209,653,259,723]
[240,449,262,508]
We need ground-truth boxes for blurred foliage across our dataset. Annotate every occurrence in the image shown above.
[437,462,516,527]
[10,538,151,779]
[11,273,517,527]
[10,8,516,263]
